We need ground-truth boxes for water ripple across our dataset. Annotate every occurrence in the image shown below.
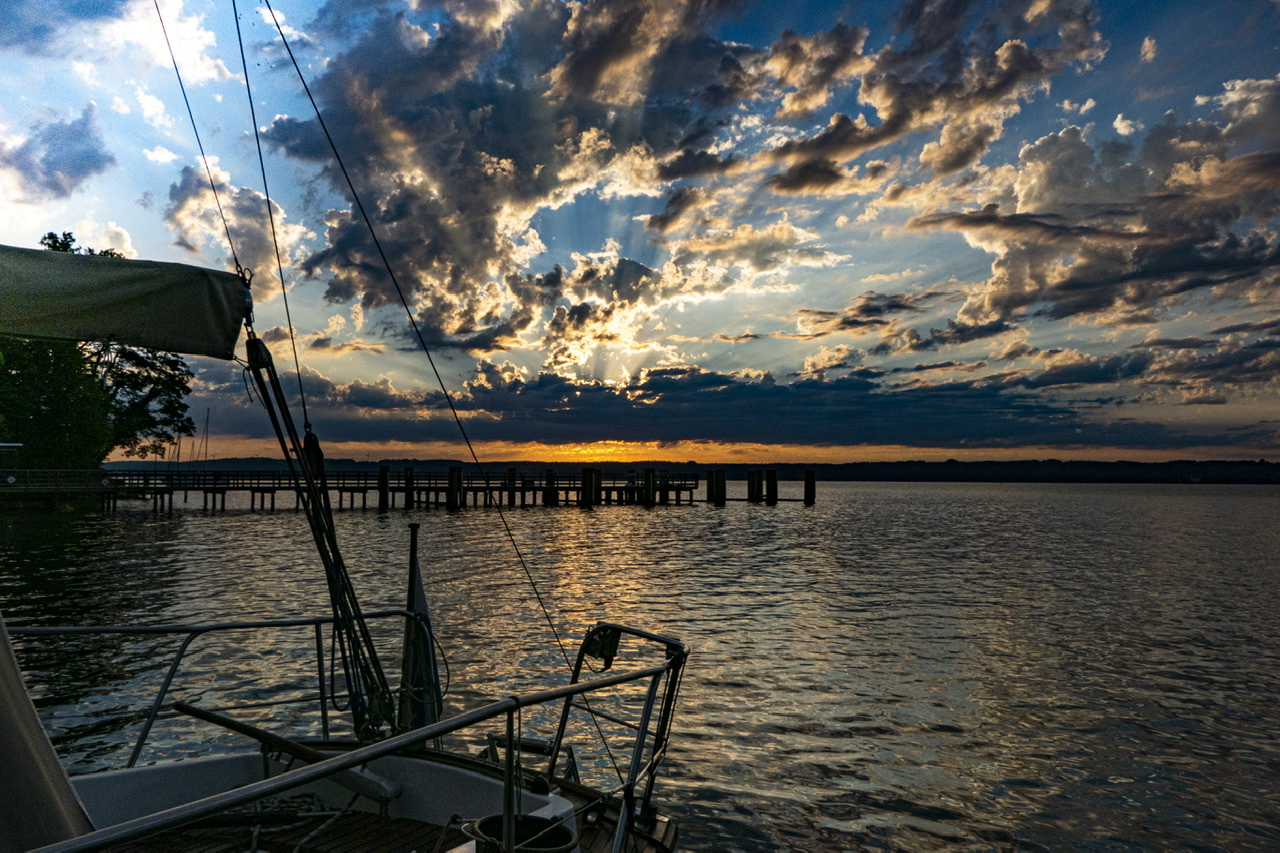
[2,482,1279,849]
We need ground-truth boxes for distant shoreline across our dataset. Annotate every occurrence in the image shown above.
[103,457,1280,485]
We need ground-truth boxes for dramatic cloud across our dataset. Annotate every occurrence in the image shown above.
[269,0,743,355]
[298,360,1226,452]
[768,0,1107,175]
[766,23,871,118]
[2,0,1277,459]
[797,289,938,336]
[264,0,1104,378]
[910,110,1280,334]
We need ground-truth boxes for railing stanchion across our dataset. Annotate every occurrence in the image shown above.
[128,630,204,768]
[315,623,329,739]
[504,707,518,851]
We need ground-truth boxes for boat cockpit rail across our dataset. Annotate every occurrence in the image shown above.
[11,616,687,853]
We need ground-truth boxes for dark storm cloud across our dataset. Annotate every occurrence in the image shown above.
[890,360,985,374]
[799,289,940,336]
[656,149,738,180]
[1129,337,1216,350]
[893,318,1013,352]
[0,105,115,200]
[1040,230,1279,322]
[1015,350,1154,389]
[909,204,1168,247]
[198,342,1253,453]
[646,186,710,233]
[1212,318,1280,335]
[767,158,847,194]
[350,362,1211,451]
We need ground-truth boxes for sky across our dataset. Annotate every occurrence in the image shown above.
[1,0,1279,464]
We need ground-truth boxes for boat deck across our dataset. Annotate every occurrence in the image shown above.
[102,804,678,852]
[104,812,469,853]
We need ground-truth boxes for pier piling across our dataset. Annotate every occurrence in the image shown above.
[377,466,390,513]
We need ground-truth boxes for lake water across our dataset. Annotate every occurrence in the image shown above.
[2,481,1279,850]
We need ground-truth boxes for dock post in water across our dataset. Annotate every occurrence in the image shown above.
[706,469,726,507]
[377,466,390,513]
[765,470,778,506]
[543,469,557,507]
[446,466,463,511]
[804,469,816,506]
[403,467,416,510]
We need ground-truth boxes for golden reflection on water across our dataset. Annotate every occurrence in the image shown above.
[3,482,1280,850]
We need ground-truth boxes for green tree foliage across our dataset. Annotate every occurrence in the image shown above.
[0,338,113,468]
[82,342,196,459]
[0,233,197,467]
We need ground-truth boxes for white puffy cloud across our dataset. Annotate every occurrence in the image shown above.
[134,87,174,129]
[144,146,179,163]
[1113,113,1142,136]
[99,0,233,85]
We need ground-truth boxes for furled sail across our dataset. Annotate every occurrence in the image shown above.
[0,615,95,849]
[0,243,247,360]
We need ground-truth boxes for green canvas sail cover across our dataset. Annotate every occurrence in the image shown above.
[0,243,247,360]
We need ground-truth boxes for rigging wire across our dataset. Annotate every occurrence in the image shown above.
[230,0,311,429]
[152,0,241,275]
[261,0,577,674]
[159,0,397,738]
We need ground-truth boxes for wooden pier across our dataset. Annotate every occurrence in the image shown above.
[0,466,816,512]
